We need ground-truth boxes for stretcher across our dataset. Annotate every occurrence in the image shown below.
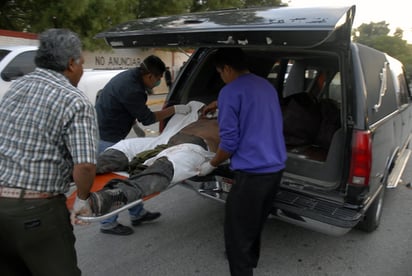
[66,171,235,223]
[66,172,159,223]
[78,199,144,222]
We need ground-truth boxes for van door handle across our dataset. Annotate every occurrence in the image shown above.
[373,62,388,112]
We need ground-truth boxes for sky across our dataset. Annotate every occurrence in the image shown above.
[283,0,411,42]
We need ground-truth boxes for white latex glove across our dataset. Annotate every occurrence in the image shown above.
[198,161,217,176]
[70,195,92,225]
[174,104,191,115]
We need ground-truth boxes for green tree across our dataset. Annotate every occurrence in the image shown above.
[244,0,284,7]
[0,0,43,31]
[0,0,283,50]
[134,0,192,18]
[55,0,137,50]
[393,27,403,39]
[191,0,282,12]
[353,21,390,46]
[0,0,137,50]
[356,21,390,37]
[353,21,412,76]
[191,0,243,12]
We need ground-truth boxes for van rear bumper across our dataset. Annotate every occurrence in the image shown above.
[186,179,363,236]
[273,190,362,236]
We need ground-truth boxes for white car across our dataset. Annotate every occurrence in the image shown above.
[0,45,123,104]
[0,45,37,99]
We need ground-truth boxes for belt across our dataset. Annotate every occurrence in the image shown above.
[0,186,60,199]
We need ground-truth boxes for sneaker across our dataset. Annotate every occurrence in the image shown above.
[100,224,134,235]
[131,211,161,226]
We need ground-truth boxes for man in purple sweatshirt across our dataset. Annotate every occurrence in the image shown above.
[199,48,287,276]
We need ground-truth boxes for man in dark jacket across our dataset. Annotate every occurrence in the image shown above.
[95,55,191,235]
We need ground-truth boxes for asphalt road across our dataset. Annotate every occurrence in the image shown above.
[74,164,412,276]
[74,94,412,275]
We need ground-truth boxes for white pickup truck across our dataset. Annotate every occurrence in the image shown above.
[0,45,124,104]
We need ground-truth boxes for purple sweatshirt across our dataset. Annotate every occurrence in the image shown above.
[217,73,286,173]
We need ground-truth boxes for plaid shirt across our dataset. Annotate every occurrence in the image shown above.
[0,68,98,193]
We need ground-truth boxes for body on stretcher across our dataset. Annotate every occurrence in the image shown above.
[68,165,234,223]
[67,144,217,223]
[66,102,231,222]
[67,169,235,223]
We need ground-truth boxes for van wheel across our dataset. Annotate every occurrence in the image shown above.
[356,187,384,232]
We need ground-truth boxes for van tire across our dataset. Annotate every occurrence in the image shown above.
[356,187,384,232]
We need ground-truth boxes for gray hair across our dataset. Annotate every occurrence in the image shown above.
[35,28,82,72]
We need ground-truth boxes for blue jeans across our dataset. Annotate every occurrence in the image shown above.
[100,202,145,229]
[98,139,144,229]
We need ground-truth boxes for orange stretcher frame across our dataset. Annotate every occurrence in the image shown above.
[66,173,159,222]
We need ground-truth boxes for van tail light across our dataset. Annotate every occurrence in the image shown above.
[348,130,372,186]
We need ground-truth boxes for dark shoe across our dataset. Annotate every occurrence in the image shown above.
[131,211,161,226]
[89,188,128,216]
[100,224,134,235]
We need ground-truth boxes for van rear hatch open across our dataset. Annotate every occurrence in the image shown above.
[95,5,355,50]
[94,5,362,236]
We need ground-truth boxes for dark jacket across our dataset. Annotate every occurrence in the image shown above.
[95,68,156,142]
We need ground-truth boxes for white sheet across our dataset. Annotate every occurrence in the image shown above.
[108,101,205,160]
[143,143,214,184]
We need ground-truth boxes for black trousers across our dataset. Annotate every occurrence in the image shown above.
[0,195,81,276]
[224,170,283,276]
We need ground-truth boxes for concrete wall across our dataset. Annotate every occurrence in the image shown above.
[0,30,38,46]
[83,48,189,70]
[83,48,191,94]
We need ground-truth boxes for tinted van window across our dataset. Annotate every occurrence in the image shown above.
[358,44,398,123]
[386,54,411,107]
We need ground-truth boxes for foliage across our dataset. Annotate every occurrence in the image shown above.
[191,0,243,12]
[0,0,283,50]
[353,21,412,75]
[0,0,136,50]
[355,21,390,37]
[134,0,192,18]
[244,0,285,7]
[190,0,282,12]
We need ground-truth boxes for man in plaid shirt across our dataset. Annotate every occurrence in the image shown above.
[0,28,97,276]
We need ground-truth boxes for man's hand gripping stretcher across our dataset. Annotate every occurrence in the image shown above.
[70,101,221,223]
